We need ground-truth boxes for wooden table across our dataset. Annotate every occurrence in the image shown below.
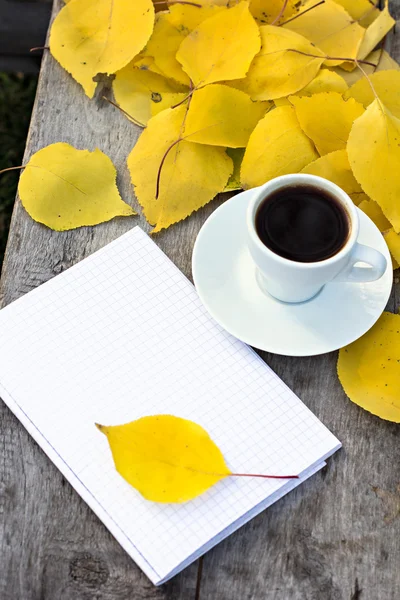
[1,2,399,598]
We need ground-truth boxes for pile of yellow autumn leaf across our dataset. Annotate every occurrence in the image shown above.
[15,0,397,264]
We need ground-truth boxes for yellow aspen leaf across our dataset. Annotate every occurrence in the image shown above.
[146,4,225,86]
[358,2,395,60]
[383,229,400,269]
[18,143,135,231]
[184,84,268,147]
[344,71,400,119]
[274,70,348,107]
[329,49,400,87]
[113,64,188,126]
[337,312,400,422]
[358,199,392,232]
[133,55,167,78]
[127,106,233,232]
[246,0,298,24]
[347,100,400,233]
[242,26,325,101]
[284,0,365,67]
[241,106,318,189]
[97,415,231,503]
[49,0,155,98]
[177,1,260,86]
[224,148,245,191]
[301,150,366,206]
[290,92,365,155]
[333,0,379,27]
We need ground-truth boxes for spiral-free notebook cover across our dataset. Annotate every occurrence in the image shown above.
[0,227,340,584]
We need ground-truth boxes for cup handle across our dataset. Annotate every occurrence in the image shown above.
[332,243,387,283]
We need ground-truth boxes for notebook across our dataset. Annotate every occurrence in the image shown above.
[0,226,341,585]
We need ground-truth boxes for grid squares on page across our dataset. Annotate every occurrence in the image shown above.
[0,227,340,581]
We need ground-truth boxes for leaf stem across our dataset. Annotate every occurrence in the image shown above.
[0,165,27,176]
[155,138,183,199]
[271,0,290,26]
[153,0,202,6]
[30,46,49,52]
[102,96,145,128]
[279,0,325,26]
[229,473,299,479]
[286,48,377,67]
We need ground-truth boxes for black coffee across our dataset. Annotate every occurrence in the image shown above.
[255,185,350,263]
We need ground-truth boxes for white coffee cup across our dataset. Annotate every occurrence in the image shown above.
[247,174,387,304]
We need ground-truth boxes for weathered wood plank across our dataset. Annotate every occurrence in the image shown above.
[1,1,400,599]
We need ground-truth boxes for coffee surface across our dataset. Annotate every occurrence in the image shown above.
[255,185,350,263]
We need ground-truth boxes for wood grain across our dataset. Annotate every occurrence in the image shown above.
[0,1,399,598]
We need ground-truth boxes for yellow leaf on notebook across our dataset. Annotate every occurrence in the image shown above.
[347,100,400,233]
[337,312,400,422]
[383,229,400,269]
[49,0,155,98]
[241,106,318,189]
[96,415,231,503]
[113,64,188,126]
[290,92,365,155]
[344,71,400,119]
[284,0,365,67]
[146,4,225,86]
[18,143,135,231]
[242,26,325,101]
[184,84,268,147]
[301,150,366,206]
[358,199,392,232]
[127,106,232,232]
[358,2,395,60]
[177,1,260,86]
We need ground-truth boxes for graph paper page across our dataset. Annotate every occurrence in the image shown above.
[0,227,340,584]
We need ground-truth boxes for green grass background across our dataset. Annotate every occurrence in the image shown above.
[0,73,37,271]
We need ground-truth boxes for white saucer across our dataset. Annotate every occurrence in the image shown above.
[192,189,393,356]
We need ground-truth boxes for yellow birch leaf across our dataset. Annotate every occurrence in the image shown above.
[242,26,325,101]
[127,106,233,232]
[275,69,348,106]
[383,229,400,269]
[358,199,392,232]
[224,148,245,191]
[333,0,379,27]
[284,0,365,67]
[133,55,167,78]
[301,150,366,205]
[113,65,188,126]
[344,71,400,119]
[97,415,231,503]
[241,106,318,189]
[146,4,225,86]
[290,92,365,155]
[347,100,400,233]
[337,312,400,422]
[18,143,135,231]
[184,84,268,147]
[49,0,155,98]
[329,49,400,87]
[177,1,260,86]
[246,0,298,24]
[358,2,395,60]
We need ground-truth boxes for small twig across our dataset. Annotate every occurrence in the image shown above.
[355,59,380,101]
[229,473,299,480]
[0,165,27,176]
[271,0,290,26]
[171,87,196,109]
[30,46,49,52]
[279,0,325,26]
[102,96,145,128]
[285,48,377,67]
[153,0,202,6]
